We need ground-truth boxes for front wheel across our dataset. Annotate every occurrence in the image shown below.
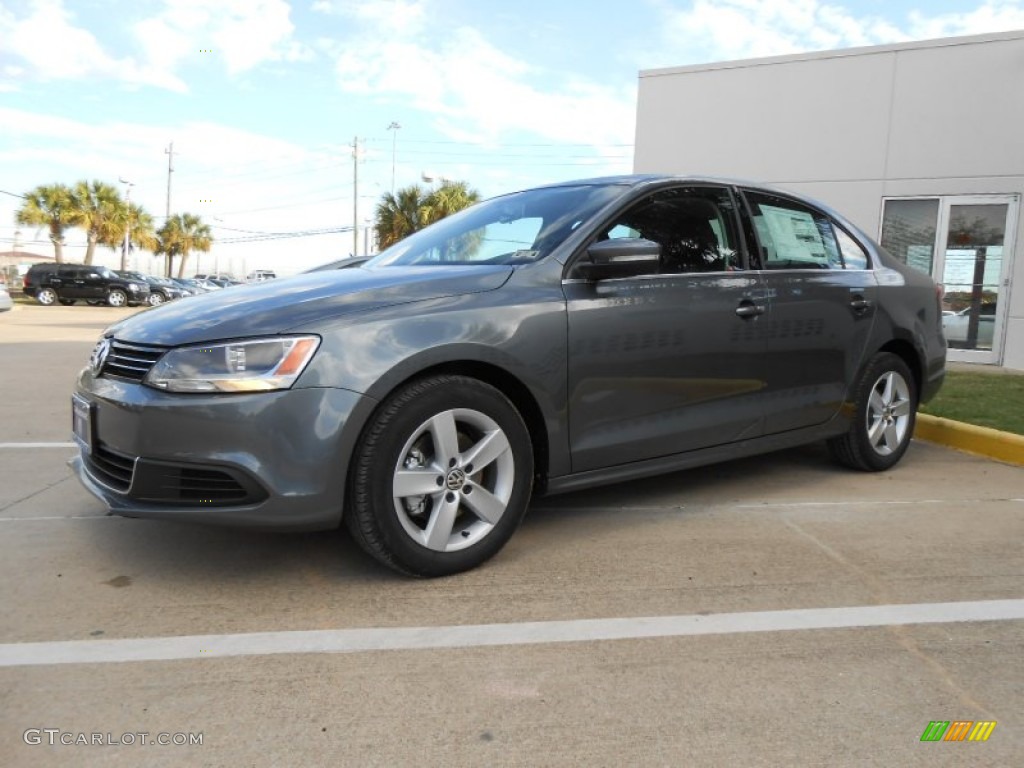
[829,352,917,471]
[107,289,127,307]
[147,292,165,306]
[347,375,534,577]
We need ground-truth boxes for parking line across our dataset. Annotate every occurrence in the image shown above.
[1,599,1022,668]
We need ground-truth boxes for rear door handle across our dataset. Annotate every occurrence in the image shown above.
[735,301,765,318]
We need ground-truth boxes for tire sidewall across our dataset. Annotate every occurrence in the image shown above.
[108,289,127,307]
[352,377,533,577]
[37,288,57,306]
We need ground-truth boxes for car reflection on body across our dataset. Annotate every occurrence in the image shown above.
[942,305,995,347]
[70,175,946,577]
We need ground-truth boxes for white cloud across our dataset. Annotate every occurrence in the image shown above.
[329,9,635,148]
[650,0,1024,67]
[0,0,186,91]
[135,0,314,77]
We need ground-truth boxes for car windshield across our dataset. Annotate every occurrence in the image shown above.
[368,183,624,267]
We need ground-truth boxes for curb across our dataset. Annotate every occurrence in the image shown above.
[915,413,1024,467]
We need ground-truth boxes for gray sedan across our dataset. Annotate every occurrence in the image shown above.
[70,175,946,576]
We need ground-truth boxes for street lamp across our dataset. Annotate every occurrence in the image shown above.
[387,121,401,194]
[119,177,134,271]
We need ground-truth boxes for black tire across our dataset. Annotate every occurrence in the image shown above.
[59,298,76,306]
[147,292,165,306]
[107,289,128,307]
[828,352,917,472]
[36,287,57,306]
[347,375,534,577]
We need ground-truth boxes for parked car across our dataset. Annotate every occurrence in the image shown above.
[246,270,277,282]
[169,278,207,296]
[0,283,12,312]
[116,271,188,306]
[71,175,946,577]
[23,263,150,307]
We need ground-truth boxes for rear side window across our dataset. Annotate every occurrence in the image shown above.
[743,191,842,269]
[833,226,870,269]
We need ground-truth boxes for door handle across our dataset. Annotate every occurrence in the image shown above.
[735,301,765,318]
[850,296,872,312]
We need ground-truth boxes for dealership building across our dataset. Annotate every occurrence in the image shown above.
[635,30,1023,370]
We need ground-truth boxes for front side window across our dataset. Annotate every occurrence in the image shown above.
[595,186,742,275]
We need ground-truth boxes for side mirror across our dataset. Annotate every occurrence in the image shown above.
[573,238,661,280]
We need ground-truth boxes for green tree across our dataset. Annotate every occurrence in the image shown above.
[424,180,480,224]
[71,180,123,266]
[374,184,429,250]
[374,180,480,250]
[102,203,159,271]
[157,213,213,278]
[14,183,76,262]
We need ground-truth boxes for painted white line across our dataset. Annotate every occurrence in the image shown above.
[0,442,77,449]
[0,515,111,522]
[1,599,1021,668]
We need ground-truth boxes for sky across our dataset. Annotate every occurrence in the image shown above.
[1,0,1023,276]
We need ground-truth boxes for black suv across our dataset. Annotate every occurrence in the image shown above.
[23,263,151,307]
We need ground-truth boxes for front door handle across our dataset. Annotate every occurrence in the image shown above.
[850,296,873,313]
[735,301,765,318]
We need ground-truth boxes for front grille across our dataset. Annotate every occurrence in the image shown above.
[84,442,135,493]
[132,461,267,507]
[101,340,166,382]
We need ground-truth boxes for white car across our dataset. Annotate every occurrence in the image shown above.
[942,306,995,346]
[0,283,13,312]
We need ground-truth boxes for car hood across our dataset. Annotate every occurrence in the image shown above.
[106,265,514,346]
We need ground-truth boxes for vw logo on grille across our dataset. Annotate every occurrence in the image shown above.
[90,338,112,375]
[445,468,467,491]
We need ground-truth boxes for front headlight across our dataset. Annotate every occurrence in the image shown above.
[128,283,143,291]
[145,336,320,393]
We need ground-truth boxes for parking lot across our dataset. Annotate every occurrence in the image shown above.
[1,304,1022,766]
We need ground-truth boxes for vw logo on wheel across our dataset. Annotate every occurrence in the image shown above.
[445,468,467,491]
[90,338,112,375]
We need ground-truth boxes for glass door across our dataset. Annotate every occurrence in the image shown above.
[882,195,1018,365]
[935,196,1017,364]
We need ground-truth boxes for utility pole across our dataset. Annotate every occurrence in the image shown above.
[164,142,175,276]
[352,136,359,257]
[387,121,400,194]
[119,177,134,271]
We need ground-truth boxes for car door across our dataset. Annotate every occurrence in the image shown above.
[564,184,769,473]
[739,189,878,434]
[56,266,86,299]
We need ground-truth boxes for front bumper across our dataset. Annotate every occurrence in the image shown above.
[71,370,378,530]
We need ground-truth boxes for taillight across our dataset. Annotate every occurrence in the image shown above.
[22,274,29,289]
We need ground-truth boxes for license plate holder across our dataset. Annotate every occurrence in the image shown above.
[72,394,94,455]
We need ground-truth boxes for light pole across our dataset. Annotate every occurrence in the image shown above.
[119,177,134,271]
[387,122,401,194]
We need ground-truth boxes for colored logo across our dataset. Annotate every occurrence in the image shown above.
[920,721,996,742]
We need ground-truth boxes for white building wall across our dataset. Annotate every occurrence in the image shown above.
[635,31,1024,369]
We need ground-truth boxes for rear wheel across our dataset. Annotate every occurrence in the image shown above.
[36,287,57,306]
[107,289,127,307]
[829,352,917,471]
[347,375,533,577]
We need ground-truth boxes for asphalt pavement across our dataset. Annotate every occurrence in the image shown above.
[1,303,1022,767]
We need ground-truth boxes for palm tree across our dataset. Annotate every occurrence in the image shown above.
[424,180,479,225]
[102,203,159,270]
[157,213,213,278]
[71,180,123,265]
[375,184,429,250]
[373,180,480,250]
[14,184,76,262]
